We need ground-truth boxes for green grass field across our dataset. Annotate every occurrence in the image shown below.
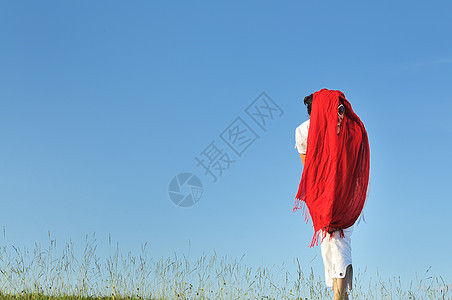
[0,234,450,299]
[0,296,140,300]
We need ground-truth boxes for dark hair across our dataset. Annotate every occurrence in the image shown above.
[303,94,313,115]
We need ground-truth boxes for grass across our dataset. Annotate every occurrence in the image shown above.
[0,232,450,300]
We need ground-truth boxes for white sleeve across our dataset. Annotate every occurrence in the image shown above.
[295,127,308,154]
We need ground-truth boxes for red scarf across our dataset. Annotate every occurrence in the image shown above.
[293,89,370,247]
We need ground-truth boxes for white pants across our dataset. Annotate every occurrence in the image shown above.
[320,225,353,291]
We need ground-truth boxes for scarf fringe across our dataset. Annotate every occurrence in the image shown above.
[310,230,330,248]
[309,229,345,248]
[294,198,349,248]
[310,230,320,247]
[293,198,310,224]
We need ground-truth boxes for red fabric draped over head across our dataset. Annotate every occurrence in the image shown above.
[293,89,370,247]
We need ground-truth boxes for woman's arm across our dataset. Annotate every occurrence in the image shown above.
[300,153,306,166]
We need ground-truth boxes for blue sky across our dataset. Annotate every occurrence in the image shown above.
[1,0,451,288]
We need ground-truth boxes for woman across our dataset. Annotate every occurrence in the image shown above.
[294,89,370,300]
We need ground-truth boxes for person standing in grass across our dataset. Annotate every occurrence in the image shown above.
[293,89,370,300]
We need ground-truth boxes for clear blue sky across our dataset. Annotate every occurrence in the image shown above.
[1,0,451,288]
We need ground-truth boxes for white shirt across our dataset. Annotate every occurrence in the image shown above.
[294,119,310,154]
